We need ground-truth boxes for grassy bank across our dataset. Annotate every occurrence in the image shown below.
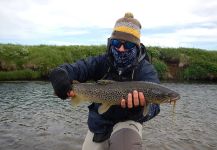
[0,43,217,82]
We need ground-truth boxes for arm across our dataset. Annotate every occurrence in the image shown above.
[59,54,108,82]
[49,54,109,99]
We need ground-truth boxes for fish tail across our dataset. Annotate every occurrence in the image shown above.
[71,94,84,106]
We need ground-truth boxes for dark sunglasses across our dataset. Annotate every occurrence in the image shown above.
[111,39,136,49]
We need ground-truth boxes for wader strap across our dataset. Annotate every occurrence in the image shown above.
[101,67,111,80]
[138,53,146,63]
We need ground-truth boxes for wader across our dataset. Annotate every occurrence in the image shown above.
[82,120,143,150]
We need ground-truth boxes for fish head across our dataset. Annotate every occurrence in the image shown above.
[151,89,180,104]
[169,91,180,102]
[159,91,180,104]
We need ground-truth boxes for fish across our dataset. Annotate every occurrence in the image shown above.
[71,80,180,115]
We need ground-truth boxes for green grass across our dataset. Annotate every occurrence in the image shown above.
[0,69,41,81]
[0,43,217,81]
[147,46,217,81]
[152,59,168,79]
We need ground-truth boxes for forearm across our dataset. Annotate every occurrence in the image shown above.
[58,54,108,82]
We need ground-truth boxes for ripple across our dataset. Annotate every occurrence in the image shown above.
[0,82,217,150]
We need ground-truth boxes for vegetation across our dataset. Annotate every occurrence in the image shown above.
[147,47,217,81]
[0,43,217,82]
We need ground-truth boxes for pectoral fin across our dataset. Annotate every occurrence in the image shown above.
[98,103,112,114]
[143,103,150,116]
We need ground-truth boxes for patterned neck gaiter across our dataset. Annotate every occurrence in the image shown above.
[111,46,138,74]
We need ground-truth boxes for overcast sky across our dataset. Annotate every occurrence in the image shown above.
[0,0,217,50]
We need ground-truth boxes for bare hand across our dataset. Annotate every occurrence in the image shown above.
[67,90,75,97]
[121,90,146,108]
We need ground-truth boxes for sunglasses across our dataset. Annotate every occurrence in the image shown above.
[111,39,136,49]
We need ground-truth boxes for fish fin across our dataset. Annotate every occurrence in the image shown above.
[98,103,112,114]
[143,103,151,116]
[97,80,115,85]
[70,94,84,106]
[172,100,176,113]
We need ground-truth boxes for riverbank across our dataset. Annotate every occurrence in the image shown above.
[0,43,217,82]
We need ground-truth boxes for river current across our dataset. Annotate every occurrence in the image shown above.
[0,81,216,150]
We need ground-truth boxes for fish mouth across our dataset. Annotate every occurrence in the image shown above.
[161,95,180,104]
[170,95,180,103]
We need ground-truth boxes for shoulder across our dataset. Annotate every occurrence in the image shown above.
[75,53,109,67]
[138,59,156,72]
[87,53,109,63]
[134,59,160,83]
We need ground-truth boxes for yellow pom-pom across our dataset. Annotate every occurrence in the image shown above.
[124,12,134,18]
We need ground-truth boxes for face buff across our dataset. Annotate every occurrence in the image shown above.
[111,46,138,75]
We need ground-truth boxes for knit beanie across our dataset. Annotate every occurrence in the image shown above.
[111,12,141,46]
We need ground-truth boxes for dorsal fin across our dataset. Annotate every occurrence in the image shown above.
[72,80,80,84]
[97,80,115,85]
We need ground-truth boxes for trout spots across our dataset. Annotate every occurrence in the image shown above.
[72,80,181,114]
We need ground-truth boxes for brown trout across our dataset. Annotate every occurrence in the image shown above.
[71,80,180,115]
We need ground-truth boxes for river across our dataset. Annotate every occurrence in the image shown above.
[0,81,216,150]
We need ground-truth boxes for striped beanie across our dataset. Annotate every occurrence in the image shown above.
[111,12,141,46]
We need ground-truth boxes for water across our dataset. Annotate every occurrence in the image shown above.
[0,81,216,150]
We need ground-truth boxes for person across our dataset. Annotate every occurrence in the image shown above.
[50,12,160,150]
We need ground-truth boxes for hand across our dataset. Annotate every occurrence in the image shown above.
[120,90,146,108]
[49,67,72,100]
[67,90,75,97]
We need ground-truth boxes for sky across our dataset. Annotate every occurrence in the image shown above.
[0,0,217,50]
